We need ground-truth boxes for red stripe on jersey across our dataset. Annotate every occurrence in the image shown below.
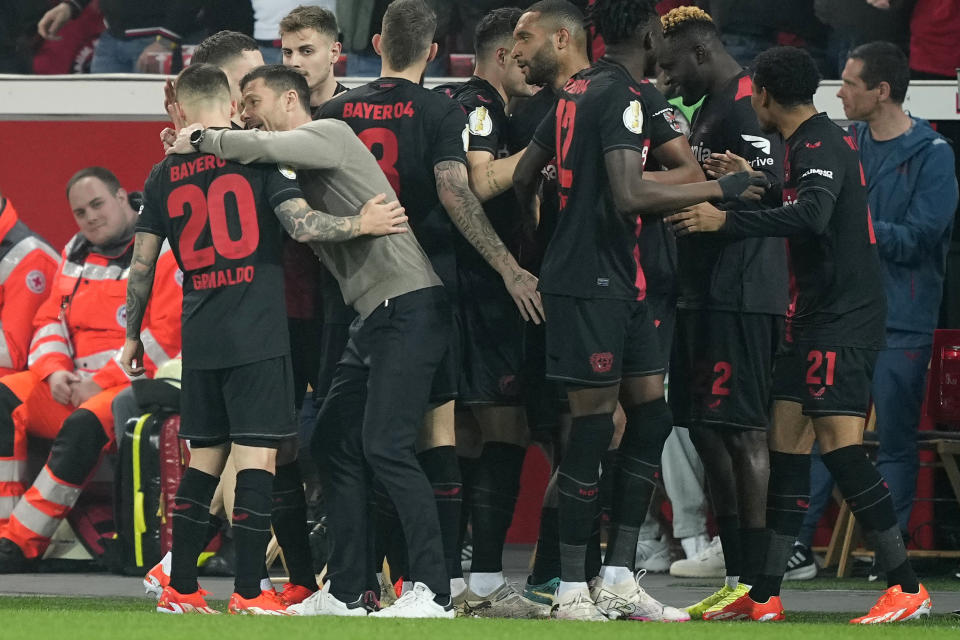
[734,75,752,102]
[843,135,858,151]
[867,204,877,244]
[632,215,647,301]
[784,239,797,344]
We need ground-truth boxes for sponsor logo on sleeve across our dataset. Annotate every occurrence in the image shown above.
[278,165,297,180]
[468,106,493,137]
[801,168,833,180]
[462,124,470,152]
[26,270,47,294]
[622,100,644,134]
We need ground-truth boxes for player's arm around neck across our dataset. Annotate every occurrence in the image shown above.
[435,159,544,324]
[466,148,526,203]
[197,126,340,171]
[273,195,408,244]
[121,231,163,377]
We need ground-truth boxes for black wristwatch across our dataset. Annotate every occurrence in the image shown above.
[189,128,206,151]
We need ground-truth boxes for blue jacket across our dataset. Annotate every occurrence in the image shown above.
[852,117,958,346]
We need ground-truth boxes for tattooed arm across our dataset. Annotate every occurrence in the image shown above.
[273,195,408,243]
[120,232,162,376]
[435,160,544,323]
[465,148,525,203]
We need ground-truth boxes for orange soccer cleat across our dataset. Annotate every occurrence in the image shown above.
[850,584,932,624]
[703,593,784,621]
[156,585,220,614]
[228,590,291,615]
[279,582,317,606]
[144,561,170,599]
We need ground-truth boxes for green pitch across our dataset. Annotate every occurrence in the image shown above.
[2,596,959,640]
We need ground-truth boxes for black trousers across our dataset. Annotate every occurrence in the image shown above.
[313,286,452,599]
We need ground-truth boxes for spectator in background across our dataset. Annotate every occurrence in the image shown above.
[908,0,960,82]
[37,1,203,73]
[336,0,451,76]
[0,193,59,379]
[789,42,959,578]
[813,0,910,77]
[32,1,104,74]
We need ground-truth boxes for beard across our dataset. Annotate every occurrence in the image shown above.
[524,45,560,87]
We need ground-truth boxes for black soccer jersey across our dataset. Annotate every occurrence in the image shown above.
[723,113,886,348]
[678,72,788,315]
[633,81,685,300]
[139,148,303,369]
[508,84,559,274]
[445,76,523,261]
[318,77,469,293]
[530,58,654,301]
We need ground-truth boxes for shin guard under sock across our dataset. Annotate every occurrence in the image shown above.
[233,468,275,599]
[822,445,918,593]
[716,514,742,579]
[169,468,219,595]
[272,462,317,590]
[750,451,809,602]
[469,442,526,573]
[417,446,463,579]
[557,413,614,582]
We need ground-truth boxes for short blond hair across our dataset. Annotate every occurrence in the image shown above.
[661,6,714,36]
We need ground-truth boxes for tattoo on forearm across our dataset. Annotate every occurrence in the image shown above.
[484,160,503,197]
[436,160,510,271]
[126,235,158,339]
[274,199,361,243]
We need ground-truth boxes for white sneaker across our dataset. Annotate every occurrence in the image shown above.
[680,534,710,560]
[670,535,725,578]
[286,582,369,617]
[591,571,690,621]
[369,582,455,619]
[635,536,671,573]
[551,584,608,621]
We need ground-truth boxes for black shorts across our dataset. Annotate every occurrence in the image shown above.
[457,274,525,405]
[646,293,677,370]
[543,294,664,387]
[670,310,781,431]
[772,341,878,417]
[429,307,461,404]
[180,355,297,446]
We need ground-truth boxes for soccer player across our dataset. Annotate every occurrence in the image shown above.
[167,63,458,618]
[513,0,765,621]
[667,46,931,624]
[318,0,543,603]
[279,5,347,114]
[654,6,787,616]
[123,63,407,615]
[440,7,541,618]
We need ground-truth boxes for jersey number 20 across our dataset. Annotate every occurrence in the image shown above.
[167,174,259,270]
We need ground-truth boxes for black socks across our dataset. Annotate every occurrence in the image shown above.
[169,468,219,595]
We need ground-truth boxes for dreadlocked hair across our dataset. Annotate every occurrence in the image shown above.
[661,6,718,42]
[590,0,659,46]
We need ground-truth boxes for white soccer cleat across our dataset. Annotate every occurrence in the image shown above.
[286,581,370,617]
[591,570,690,621]
[369,582,455,619]
[551,584,608,622]
[459,581,549,618]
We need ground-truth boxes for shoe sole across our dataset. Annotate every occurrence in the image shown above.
[852,601,932,624]
[783,564,818,581]
[669,568,727,578]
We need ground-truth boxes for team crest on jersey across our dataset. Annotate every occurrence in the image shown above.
[461,124,470,152]
[278,164,297,180]
[26,270,46,294]
[468,106,493,137]
[622,100,644,134]
[116,304,127,328]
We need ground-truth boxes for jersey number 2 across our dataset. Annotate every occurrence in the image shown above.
[167,174,259,270]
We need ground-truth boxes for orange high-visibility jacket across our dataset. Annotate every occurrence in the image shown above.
[28,232,182,387]
[0,199,60,378]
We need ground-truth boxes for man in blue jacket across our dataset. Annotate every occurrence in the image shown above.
[787,41,958,579]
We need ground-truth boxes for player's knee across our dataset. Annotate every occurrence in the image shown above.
[620,397,673,457]
[47,409,108,485]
